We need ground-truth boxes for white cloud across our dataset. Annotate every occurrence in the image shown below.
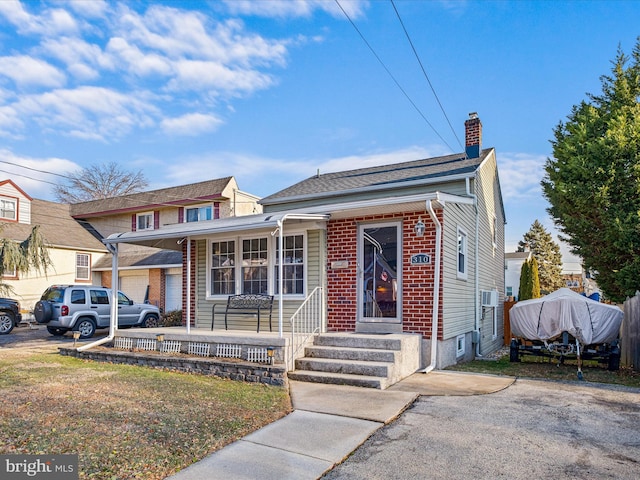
[498,152,547,201]
[14,86,157,141]
[41,37,114,77]
[0,1,78,36]
[106,37,172,77]
[161,113,223,136]
[169,59,275,93]
[0,56,66,88]
[223,0,369,19]
[66,0,109,19]
[0,1,300,141]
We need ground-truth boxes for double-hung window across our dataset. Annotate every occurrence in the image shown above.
[275,234,304,294]
[211,240,235,295]
[186,205,212,222]
[0,197,16,221]
[137,212,154,230]
[76,253,90,281]
[242,238,268,294]
[457,227,468,280]
[209,234,305,298]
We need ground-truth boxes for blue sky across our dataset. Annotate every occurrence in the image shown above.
[1,0,639,265]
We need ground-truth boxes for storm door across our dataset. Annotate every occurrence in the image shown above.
[358,222,401,323]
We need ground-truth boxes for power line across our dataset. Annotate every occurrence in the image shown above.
[334,0,456,153]
[390,0,463,151]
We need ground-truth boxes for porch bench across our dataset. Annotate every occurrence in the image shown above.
[211,294,274,333]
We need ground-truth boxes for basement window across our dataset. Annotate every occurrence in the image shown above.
[456,334,465,358]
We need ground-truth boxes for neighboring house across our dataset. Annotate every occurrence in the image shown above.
[504,251,531,300]
[103,113,506,369]
[0,179,108,312]
[70,177,261,311]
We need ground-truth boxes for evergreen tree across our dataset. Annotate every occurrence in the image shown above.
[542,39,640,302]
[519,259,531,301]
[530,256,541,299]
[517,220,564,294]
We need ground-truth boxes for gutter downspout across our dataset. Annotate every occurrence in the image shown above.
[276,218,286,338]
[78,243,119,351]
[466,176,481,357]
[186,236,191,334]
[421,197,442,373]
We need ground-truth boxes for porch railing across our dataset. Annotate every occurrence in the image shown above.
[289,286,325,371]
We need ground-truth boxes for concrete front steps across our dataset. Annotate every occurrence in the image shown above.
[288,333,421,389]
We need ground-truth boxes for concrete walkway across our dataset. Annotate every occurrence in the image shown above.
[166,371,515,480]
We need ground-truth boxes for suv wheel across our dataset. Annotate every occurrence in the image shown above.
[46,326,67,336]
[0,312,15,334]
[34,300,53,324]
[75,318,96,339]
[143,314,159,328]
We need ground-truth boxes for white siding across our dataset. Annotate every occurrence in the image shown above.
[475,151,506,354]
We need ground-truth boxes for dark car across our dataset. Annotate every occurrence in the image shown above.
[0,298,22,334]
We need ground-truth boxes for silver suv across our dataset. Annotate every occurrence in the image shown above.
[34,285,160,339]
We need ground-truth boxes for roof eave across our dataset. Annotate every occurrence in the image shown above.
[260,170,477,207]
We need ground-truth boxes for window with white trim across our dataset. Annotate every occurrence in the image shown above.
[208,234,306,297]
[242,238,268,294]
[275,234,304,294]
[0,197,16,221]
[211,240,235,295]
[76,253,90,281]
[137,212,154,230]
[456,334,465,357]
[457,226,468,280]
[186,204,212,222]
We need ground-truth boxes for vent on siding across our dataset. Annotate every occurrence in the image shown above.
[481,290,498,307]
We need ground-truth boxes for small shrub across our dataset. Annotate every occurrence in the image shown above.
[161,309,182,327]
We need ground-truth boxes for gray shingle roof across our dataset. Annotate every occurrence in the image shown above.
[260,150,488,205]
[92,248,181,269]
[1,199,107,251]
[69,176,235,218]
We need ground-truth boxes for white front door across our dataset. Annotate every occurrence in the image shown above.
[357,222,402,323]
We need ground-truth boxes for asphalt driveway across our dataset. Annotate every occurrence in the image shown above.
[0,322,108,350]
[322,378,640,479]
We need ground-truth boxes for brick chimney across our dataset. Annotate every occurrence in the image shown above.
[465,112,482,158]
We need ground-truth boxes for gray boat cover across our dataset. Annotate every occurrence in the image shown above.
[510,288,623,345]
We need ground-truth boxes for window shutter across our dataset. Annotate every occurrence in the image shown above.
[131,214,136,232]
[154,211,160,229]
[214,202,220,219]
[178,207,184,223]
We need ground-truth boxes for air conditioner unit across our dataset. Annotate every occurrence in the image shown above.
[481,290,498,307]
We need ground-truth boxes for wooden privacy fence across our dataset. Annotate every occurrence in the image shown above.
[621,292,640,371]
[503,301,517,345]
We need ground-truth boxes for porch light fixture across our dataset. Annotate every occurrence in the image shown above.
[73,330,81,347]
[414,217,426,237]
[267,346,275,365]
[156,333,165,343]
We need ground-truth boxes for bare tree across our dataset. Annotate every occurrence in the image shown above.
[54,162,149,203]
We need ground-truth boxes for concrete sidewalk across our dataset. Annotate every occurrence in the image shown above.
[166,371,515,480]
